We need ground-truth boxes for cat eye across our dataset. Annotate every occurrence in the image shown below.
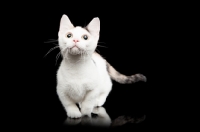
[82,35,88,40]
[66,33,73,38]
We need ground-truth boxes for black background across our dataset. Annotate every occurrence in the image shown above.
[7,1,186,131]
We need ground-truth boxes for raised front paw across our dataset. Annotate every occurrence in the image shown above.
[67,110,82,118]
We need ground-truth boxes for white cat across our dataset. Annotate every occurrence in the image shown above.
[56,14,146,118]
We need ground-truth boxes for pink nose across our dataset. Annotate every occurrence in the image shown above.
[73,39,79,43]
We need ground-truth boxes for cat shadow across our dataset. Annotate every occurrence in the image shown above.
[63,106,146,128]
[63,106,111,128]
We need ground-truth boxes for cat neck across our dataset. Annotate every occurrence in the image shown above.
[63,53,92,65]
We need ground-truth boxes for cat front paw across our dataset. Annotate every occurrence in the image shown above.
[92,107,106,115]
[67,110,82,118]
[81,108,92,117]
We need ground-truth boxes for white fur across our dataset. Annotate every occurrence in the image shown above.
[56,15,112,118]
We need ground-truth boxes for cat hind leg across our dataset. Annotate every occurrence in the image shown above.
[96,92,110,107]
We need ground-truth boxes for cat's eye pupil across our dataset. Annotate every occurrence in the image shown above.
[83,35,88,40]
[67,34,72,38]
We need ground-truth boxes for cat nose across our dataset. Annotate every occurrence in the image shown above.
[73,39,79,43]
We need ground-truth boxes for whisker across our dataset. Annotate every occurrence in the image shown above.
[67,50,71,64]
[52,43,59,46]
[84,51,86,63]
[44,46,60,58]
[65,49,71,64]
[80,51,83,62]
[81,51,84,63]
[85,51,90,61]
[98,42,106,44]
[95,48,101,53]
[97,45,108,48]
[97,41,108,48]
[55,51,61,65]
[44,39,58,43]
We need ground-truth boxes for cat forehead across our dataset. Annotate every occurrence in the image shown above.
[69,26,89,34]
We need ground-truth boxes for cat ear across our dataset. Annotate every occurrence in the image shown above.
[86,17,100,37]
[58,15,74,36]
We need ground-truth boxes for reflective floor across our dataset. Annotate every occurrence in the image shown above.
[41,80,149,130]
[63,106,146,129]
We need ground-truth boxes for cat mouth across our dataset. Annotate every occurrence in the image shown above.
[69,46,81,55]
[70,45,79,49]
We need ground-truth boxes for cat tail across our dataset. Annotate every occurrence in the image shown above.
[106,62,147,84]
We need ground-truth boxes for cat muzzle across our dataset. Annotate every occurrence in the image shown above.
[69,46,81,55]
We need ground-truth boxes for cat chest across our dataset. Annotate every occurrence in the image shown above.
[65,81,97,102]
[66,84,86,101]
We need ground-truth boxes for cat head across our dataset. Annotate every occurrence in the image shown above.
[58,15,100,56]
